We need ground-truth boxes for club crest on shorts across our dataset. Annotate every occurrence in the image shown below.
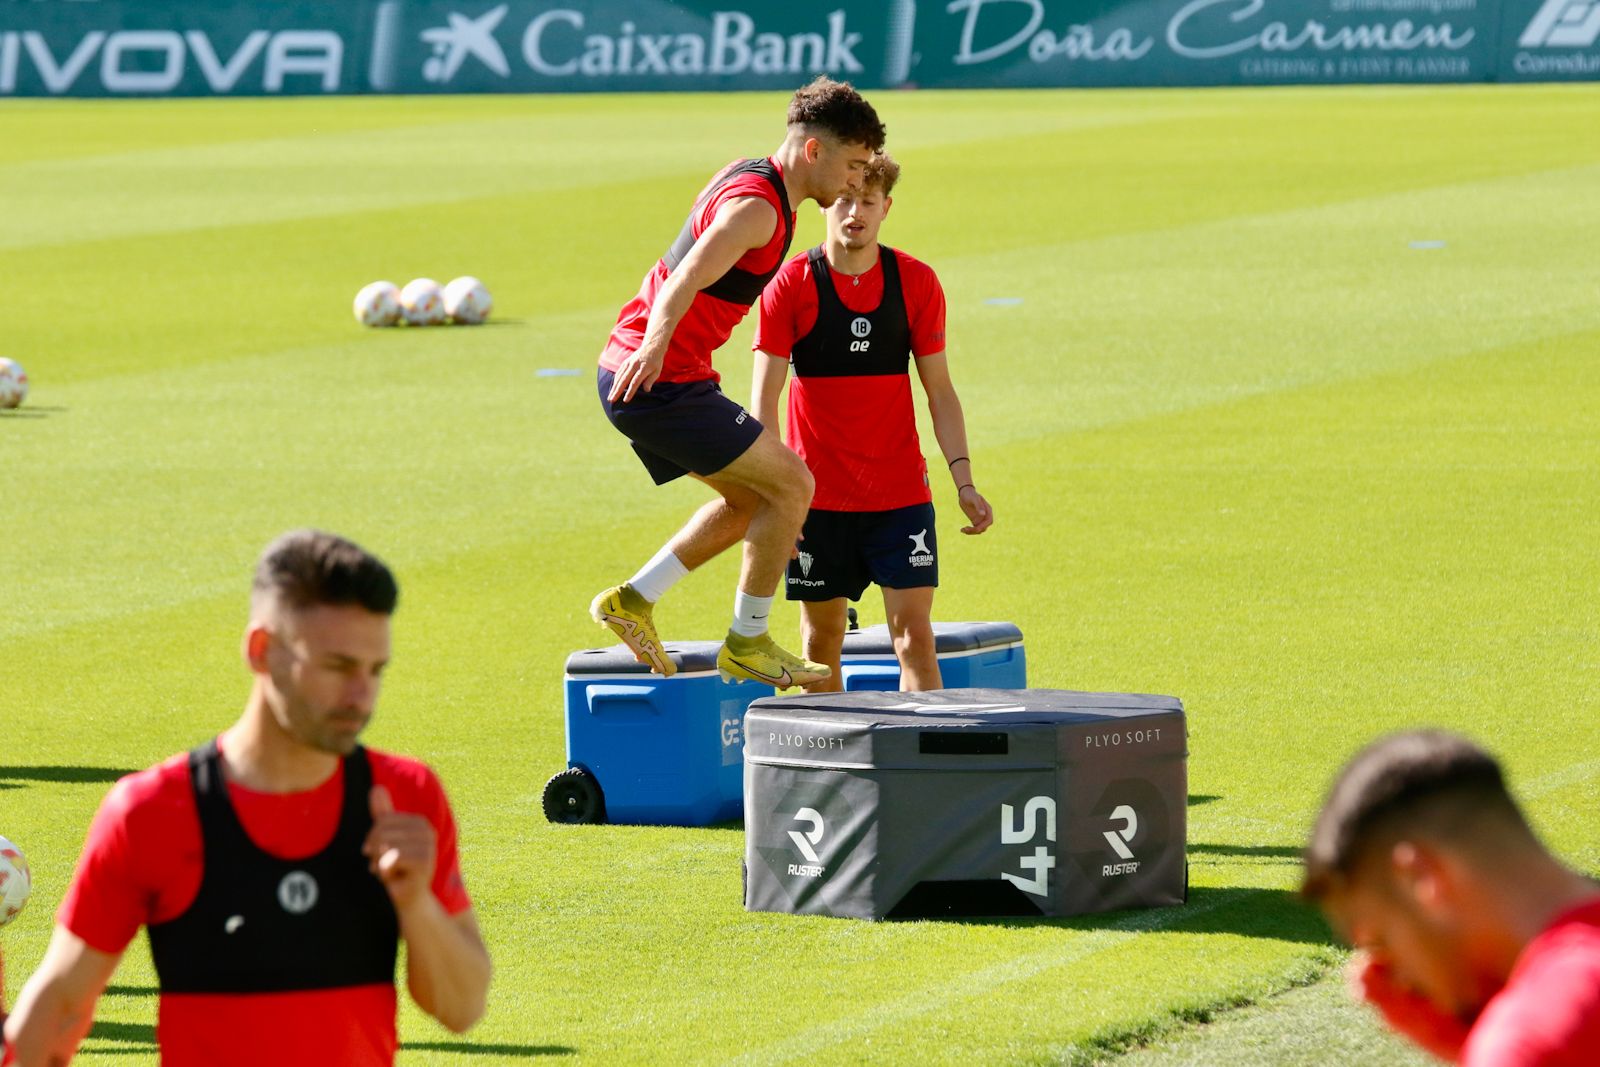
[278,871,319,915]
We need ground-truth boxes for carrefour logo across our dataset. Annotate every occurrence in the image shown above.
[1519,0,1600,46]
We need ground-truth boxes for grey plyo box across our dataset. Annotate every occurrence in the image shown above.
[744,688,1186,920]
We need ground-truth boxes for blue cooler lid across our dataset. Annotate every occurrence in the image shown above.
[564,640,723,677]
[841,621,1022,657]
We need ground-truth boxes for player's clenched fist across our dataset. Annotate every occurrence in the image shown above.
[364,785,438,911]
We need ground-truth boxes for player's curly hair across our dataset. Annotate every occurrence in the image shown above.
[787,76,886,150]
[253,529,398,616]
[862,151,901,196]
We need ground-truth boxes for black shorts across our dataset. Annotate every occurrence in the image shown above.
[598,367,764,485]
[786,502,939,602]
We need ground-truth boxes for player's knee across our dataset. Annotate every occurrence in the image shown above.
[773,454,814,513]
[892,618,935,660]
[806,615,847,649]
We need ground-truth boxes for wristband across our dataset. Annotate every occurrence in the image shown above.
[957,484,975,493]
[948,456,969,469]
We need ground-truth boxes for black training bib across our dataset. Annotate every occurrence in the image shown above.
[148,740,399,994]
[790,246,912,379]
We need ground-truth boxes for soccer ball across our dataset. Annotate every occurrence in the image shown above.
[0,834,31,927]
[399,278,446,326]
[443,276,493,325]
[353,281,401,327]
[0,357,28,409]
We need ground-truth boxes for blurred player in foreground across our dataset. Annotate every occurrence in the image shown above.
[592,76,885,690]
[4,530,490,1066]
[752,151,993,691]
[1303,730,1600,1066]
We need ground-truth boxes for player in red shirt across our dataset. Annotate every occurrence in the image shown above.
[592,77,885,691]
[1303,730,1600,1066]
[752,152,994,690]
[3,531,491,1067]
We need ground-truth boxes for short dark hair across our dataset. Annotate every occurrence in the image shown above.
[1302,730,1529,901]
[862,151,901,196]
[252,529,398,616]
[787,76,885,151]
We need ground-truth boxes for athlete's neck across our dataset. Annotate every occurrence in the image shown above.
[223,692,342,793]
[772,140,808,211]
[825,238,879,279]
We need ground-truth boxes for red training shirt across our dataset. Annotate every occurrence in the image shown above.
[754,247,948,512]
[601,157,795,385]
[56,740,471,1067]
[1462,896,1600,1066]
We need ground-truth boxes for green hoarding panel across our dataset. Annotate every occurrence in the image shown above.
[0,0,1594,95]
[1496,0,1600,79]
[370,0,910,93]
[906,0,1500,87]
[0,1,373,97]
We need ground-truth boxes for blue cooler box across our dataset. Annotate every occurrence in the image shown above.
[547,641,773,826]
[839,621,1025,692]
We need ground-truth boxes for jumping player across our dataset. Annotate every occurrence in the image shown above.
[592,76,886,690]
[752,152,993,691]
[3,531,491,1066]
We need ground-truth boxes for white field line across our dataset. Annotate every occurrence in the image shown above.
[722,888,1257,1067]
[723,756,1600,1066]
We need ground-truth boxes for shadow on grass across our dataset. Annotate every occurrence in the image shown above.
[403,1041,575,1057]
[82,1018,574,1058]
[85,1019,156,1046]
[1188,793,1222,806]
[105,985,159,998]
[894,886,1332,945]
[1190,842,1304,865]
[0,765,136,785]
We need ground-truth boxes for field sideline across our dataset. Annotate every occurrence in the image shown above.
[2,84,1598,1064]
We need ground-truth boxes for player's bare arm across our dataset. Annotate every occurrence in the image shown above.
[752,350,790,434]
[3,926,122,1066]
[915,352,994,535]
[607,197,781,404]
[364,785,491,1033]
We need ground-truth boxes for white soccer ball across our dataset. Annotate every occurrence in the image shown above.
[0,357,28,410]
[443,276,493,325]
[353,281,401,327]
[0,834,31,928]
[399,278,446,326]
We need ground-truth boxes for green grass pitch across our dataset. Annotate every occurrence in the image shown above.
[2,84,1598,1065]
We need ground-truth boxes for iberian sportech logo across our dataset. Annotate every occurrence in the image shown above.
[908,529,933,568]
[1519,0,1600,47]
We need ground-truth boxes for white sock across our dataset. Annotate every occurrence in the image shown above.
[730,591,774,638]
[627,548,688,604]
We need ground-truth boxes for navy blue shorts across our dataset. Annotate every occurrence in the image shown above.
[786,502,939,602]
[598,367,764,485]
